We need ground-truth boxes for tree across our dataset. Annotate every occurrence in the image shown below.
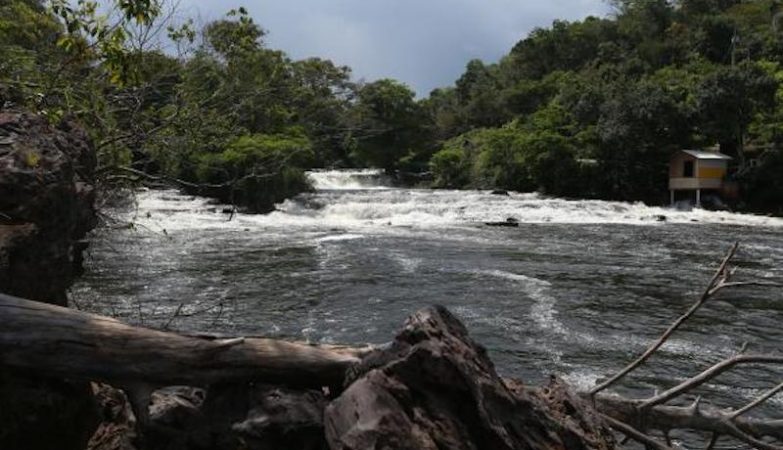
[429,125,580,195]
[596,79,692,202]
[203,7,265,61]
[290,58,355,166]
[348,79,427,172]
[695,63,778,166]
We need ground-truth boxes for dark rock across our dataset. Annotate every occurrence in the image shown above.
[506,377,616,449]
[115,383,329,450]
[325,306,615,450]
[485,217,520,227]
[88,385,209,450]
[0,111,96,305]
[149,386,206,428]
[88,384,137,450]
[491,189,510,196]
[0,112,99,450]
[230,386,328,450]
[146,386,209,450]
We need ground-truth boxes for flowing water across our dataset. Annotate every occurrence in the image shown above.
[72,169,783,423]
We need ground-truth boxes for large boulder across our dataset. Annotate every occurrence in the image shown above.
[0,111,96,305]
[325,306,615,450]
[87,383,328,450]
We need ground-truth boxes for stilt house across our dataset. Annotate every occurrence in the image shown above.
[669,150,732,206]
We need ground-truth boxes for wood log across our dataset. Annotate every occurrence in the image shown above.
[0,293,367,390]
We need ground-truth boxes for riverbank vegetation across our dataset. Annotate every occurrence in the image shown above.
[0,0,427,211]
[425,0,783,213]
[3,0,783,213]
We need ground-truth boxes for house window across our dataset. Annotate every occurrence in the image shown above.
[683,160,694,177]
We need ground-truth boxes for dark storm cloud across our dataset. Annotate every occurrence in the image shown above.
[176,0,610,95]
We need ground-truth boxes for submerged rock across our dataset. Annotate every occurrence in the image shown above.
[485,217,520,227]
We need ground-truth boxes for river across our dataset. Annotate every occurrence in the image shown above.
[71,169,783,416]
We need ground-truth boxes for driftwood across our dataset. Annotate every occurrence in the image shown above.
[0,293,369,426]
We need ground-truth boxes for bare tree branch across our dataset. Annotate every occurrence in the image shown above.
[598,412,679,450]
[593,394,783,446]
[730,381,783,421]
[640,354,783,409]
[704,433,719,450]
[589,242,739,396]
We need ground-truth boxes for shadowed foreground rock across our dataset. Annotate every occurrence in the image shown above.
[325,305,615,450]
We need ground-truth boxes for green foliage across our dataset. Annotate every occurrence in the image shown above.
[196,130,313,181]
[0,1,386,212]
[740,149,783,213]
[348,79,430,172]
[430,126,580,196]
[191,130,314,212]
[695,63,777,158]
[5,0,783,214]
[430,146,469,188]
[204,8,265,61]
[422,0,783,211]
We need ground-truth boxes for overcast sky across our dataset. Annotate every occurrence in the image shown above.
[175,1,611,96]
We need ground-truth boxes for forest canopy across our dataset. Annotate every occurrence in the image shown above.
[2,0,783,212]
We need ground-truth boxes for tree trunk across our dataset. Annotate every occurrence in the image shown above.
[0,293,365,391]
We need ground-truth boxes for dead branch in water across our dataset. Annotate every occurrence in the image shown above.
[588,243,783,449]
[589,242,739,397]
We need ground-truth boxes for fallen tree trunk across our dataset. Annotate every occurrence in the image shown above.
[0,293,366,390]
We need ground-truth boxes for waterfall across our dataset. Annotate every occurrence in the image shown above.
[306,169,390,190]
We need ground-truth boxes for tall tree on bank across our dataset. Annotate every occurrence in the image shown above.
[348,79,430,173]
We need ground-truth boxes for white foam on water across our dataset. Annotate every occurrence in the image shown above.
[265,187,783,229]
[316,234,365,243]
[470,269,718,360]
[561,370,603,392]
[390,252,423,274]
[122,182,783,236]
[475,270,570,337]
[306,169,389,190]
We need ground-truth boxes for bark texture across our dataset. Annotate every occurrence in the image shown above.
[0,293,365,390]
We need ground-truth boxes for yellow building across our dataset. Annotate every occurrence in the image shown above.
[669,150,732,206]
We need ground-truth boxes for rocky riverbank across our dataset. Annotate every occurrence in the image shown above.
[0,110,97,306]
[73,306,614,450]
